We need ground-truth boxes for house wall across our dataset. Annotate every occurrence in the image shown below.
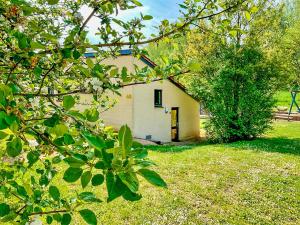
[77,55,200,142]
[77,87,134,130]
[133,80,200,142]
[76,55,148,130]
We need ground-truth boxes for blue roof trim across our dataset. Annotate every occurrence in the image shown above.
[84,49,156,68]
[119,49,132,55]
[84,52,96,58]
[140,57,155,69]
[84,49,133,58]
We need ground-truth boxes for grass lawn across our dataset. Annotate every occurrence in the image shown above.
[275,91,300,110]
[53,120,300,225]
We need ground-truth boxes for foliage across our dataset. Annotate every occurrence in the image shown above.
[0,0,246,224]
[192,46,278,142]
[148,0,286,142]
[277,0,300,89]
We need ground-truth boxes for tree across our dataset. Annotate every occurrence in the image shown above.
[192,46,278,142]
[276,0,300,89]
[148,0,285,142]
[0,0,244,224]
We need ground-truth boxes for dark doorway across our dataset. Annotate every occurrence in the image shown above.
[171,107,179,141]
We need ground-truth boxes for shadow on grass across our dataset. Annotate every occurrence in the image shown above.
[145,138,300,155]
[144,141,211,153]
[228,137,300,155]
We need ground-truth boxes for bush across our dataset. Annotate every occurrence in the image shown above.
[192,46,278,142]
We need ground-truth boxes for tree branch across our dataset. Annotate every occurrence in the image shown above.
[16,205,27,214]
[29,126,71,156]
[93,0,246,48]
[17,89,88,97]
[17,69,191,97]
[36,0,246,55]
[5,58,23,84]
[37,64,56,94]
[29,209,67,216]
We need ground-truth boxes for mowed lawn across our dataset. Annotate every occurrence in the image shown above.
[56,120,300,225]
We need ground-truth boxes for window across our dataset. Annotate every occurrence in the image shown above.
[154,89,162,107]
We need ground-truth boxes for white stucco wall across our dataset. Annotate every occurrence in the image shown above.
[133,80,200,142]
[76,55,148,130]
[101,87,134,129]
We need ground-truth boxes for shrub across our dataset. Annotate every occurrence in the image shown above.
[192,46,278,142]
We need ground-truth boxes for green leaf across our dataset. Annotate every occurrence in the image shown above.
[131,0,143,6]
[79,209,97,225]
[63,134,75,145]
[82,131,105,150]
[52,124,68,137]
[138,169,167,188]
[53,214,62,222]
[63,96,75,110]
[0,112,9,130]
[44,114,60,127]
[84,108,99,122]
[94,161,105,169]
[27,151,40,166]
[61,48,72,58]
[0,212,17,222]
[143,15,153,20]
[0,203,10,217]
[106,173,125,202]
[49,186,60,201]
[73,50,81,59]
[245,11,251,21]
[61,214,71,225]
[33,66,43,77]
[250,6,259,13]
[122,189,142,202]
[31,41,44,50]
[86,58,94,69]
[6,137,22,157]
[229,30,238,37]
[64,156,85,168]
[118,125,132,158]
[0,131,8,140]
[46,216,53,224]
[78,192,102,203]
[14,32,30,49]
[47,0,59,5]
[91,174,104,186]
[63,167,83,183]
[118,172,139,193]
[81,171,92,188]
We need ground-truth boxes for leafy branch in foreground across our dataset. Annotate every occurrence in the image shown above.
[0,0,242,224]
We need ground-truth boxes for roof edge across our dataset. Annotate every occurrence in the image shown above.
[84,50,198,102]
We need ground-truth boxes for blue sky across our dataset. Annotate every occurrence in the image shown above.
[81,0,184,43]
[140,0,183,21]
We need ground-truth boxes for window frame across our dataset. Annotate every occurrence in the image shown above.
[154,89,162,107]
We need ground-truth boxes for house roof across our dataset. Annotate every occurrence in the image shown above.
[84,50,197,101]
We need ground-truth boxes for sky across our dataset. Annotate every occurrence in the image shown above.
[81,0,183,43]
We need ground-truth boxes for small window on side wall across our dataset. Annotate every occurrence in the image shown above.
[154,89,162,107]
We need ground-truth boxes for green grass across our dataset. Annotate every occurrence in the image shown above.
[53,121,300,225]
[275,91,300,110]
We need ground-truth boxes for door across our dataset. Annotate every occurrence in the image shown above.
[171,107,179,141]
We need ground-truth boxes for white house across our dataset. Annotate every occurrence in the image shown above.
[80,50,200,143]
